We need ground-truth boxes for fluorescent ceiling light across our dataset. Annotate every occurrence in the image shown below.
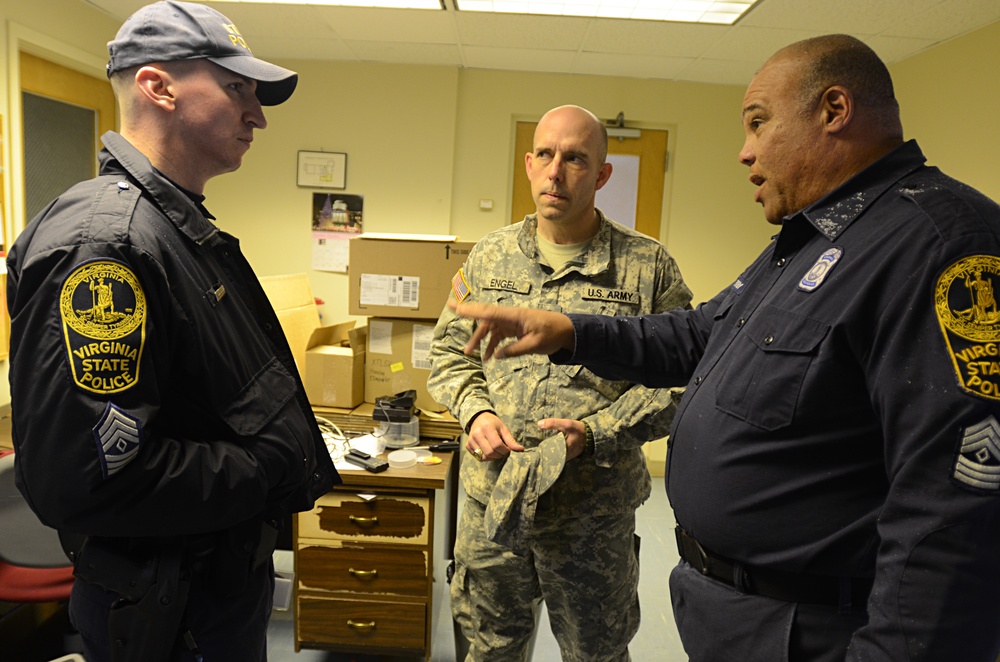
[211,0,445,8]
[455,0,760,24]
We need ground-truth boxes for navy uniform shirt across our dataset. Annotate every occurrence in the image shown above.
[558,141,1000,659]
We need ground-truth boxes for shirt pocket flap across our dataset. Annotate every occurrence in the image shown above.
[745,306,830,353]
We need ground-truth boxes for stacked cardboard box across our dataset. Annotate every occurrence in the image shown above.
[260,273,366,410]
[348,233,474,413]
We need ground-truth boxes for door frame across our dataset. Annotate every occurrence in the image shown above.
[5,23,112,244]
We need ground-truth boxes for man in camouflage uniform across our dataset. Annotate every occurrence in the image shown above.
[428,105,692,661]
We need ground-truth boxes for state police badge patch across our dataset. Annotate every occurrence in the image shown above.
[935,255,1000,401]
[60,260,147,394]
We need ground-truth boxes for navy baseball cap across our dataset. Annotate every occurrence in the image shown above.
[106,0,297,106]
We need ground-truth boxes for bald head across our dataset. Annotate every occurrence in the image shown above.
[526,104,613,240]
[535,105,609,165]
[739,34,907,224]
[773,34,902,140]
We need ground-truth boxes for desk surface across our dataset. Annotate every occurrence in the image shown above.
[0,409,458,489]
[335,446,455,491]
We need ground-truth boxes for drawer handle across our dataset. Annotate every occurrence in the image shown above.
[349,515,379,525]
[348,567,378,579]
[347,619,376,631]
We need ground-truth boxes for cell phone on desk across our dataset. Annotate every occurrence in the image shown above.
[344,448,389,473]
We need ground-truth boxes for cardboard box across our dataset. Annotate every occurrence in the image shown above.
[365,317,445,412]
[304,321,367,409]
[348,233,474,319]
[258,273,320,381]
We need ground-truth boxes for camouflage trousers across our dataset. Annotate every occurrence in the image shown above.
[451,496,640,662]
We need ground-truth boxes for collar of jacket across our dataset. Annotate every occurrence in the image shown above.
[793,139,927,242]
[98,131,220,246]
[517,209,615,276]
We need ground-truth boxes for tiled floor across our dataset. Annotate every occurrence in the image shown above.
[269,476,687,662]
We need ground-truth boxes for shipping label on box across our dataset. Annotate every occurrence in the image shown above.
[349,234,474,319]
[365,317,445,412]
[305,321,367,409]
[360,274,420,308]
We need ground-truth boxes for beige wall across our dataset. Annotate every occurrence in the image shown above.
[212,63,765,321]
[206,60,461,322]
[891,20,1000,202]
[0,1,997,411]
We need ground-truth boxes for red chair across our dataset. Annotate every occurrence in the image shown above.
[0,449,76,658]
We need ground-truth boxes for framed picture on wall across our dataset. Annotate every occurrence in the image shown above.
[297,150,347,189]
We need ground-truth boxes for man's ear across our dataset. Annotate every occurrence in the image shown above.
[524,151,534,178]
[594,161,613,191]
[820,85,853,134]
[134,66,177,112]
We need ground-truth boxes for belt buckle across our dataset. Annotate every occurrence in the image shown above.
[674,526,710,576]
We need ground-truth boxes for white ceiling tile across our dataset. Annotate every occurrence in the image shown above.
[573,51,693,79]
[704,25,820,63]
[740,0,947,35]
[207,4,335,39]
[584,19,725,57]
[344,40,463,64]
[881,2,1000,40]
[248,36,358,61]
[311,5,459,42]
[462,45,578,72]
[862,34,940,64]
[455,12,592,49]
[674,57,759,85]
[66,0,1000,84]
[86,0,144,21]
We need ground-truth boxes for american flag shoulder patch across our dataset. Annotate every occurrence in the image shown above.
[452,269,471,302]
[93,402,142,479]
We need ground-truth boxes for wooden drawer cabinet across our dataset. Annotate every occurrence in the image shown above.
[298,544,428,596]
[298,491,430,545]
[298,595,427,650]
[294,449,454,660]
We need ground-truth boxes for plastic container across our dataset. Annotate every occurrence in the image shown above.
[387,449,417,469]
[379,414,420,448]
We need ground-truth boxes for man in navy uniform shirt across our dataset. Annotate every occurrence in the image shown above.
[444,34,1000,661]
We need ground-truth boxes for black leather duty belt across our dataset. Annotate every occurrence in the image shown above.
[674,526,873,610]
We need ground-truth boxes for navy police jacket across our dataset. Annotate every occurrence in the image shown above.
[7,132,338,540]
[557,141,1000,660]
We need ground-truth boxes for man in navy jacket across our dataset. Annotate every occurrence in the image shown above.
[445,34,1000,662]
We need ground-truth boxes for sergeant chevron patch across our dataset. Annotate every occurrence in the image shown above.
[952,415,1000,492]
[93,403,142,479]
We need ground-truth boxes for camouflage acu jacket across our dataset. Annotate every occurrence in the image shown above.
[427,212,692,519]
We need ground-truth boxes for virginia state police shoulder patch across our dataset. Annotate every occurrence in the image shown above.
[60,260,147,394]
[935,255,1000,401]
